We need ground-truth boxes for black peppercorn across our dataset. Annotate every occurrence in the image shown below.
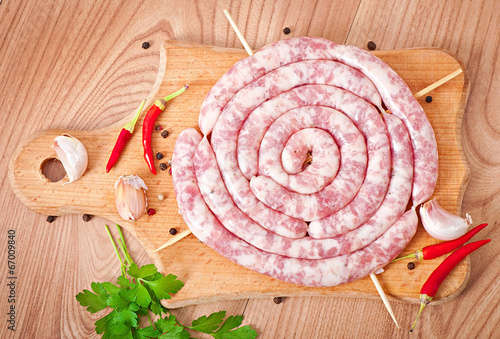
[367,41,376,51]
[82,214,93,222]
[142,42,150,49]
[407,262,416,270]
[283,27,291,35]
[273,297,283,304]
[161,130,169,138]
[425,96,433,103]
[46,215,56,223]
[169,228,177,235]
[156,152,164,160]
[159,163,167,171]
[155,125,163,131]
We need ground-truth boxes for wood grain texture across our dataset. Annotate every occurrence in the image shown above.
[0,0,499,338]
[8,40,470,309]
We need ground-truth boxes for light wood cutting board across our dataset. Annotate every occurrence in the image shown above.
[8,40,470,308]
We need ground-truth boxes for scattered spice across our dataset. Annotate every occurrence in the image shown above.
[367,41,377,51]
[47,215,56,223]
[158,194,165,201]
[161,130,170,138]
[142,86,187,175]
[425,95,433,103]
[283,27,291,35]
[407,262,415,270]
[142,42,150,49]
[147,208,156,216]
[169,228,177,235]
[168,167,172,175]
[82,214,93,222]
[394,223,488,261]
[167,159,172,167]
[159,163,167,171]
[273,297,283,304]
[410,239,491,332]
[155,125,163,131]
[156,152,164,160]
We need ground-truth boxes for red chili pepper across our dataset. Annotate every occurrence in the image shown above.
[106,99,146,173]
[393,223,488,262]
[410,239,491,332]
[142,85,188,175]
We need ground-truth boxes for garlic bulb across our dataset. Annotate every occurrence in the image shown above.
[419,198,472,241]
[115,175,148,222]
[51,134,88,184]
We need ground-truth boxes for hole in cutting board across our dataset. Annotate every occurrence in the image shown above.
[40,158,66,182]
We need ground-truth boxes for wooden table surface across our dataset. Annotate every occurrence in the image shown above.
[1,1,499,338]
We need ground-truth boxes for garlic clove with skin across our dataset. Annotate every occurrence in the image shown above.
[419,198,472,241]
[115,175,148,222]
[51,134,88,184]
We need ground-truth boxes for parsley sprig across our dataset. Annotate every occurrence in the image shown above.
[76,224,257,339]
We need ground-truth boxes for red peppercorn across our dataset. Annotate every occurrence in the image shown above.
[147,208,156,216]
[155,125,163,131]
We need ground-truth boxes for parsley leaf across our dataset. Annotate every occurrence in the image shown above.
[75,282,109,313]
[213,325,258,339]
[143,274,184,300]
[214,315,243,334]
[154,316,177,333]
[128,263,158,279]
[212,315,258,339]
[95,310,116,334]
[77,224,257,339]
[190,311,226,333]
[111,302,139,331]
[107,291,133,311]
[102,281,121,294]
[117,275,135,288]
[130,282,152,308]
[134,326,162,339]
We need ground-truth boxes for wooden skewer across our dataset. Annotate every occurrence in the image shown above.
[152,229,192,253]
[223,9,254,56]
[370,273,400,328]
[414,68,462,98]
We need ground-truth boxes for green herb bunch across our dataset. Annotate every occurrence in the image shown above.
[76,225,257,339]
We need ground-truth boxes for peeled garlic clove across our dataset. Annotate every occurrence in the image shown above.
[419,198,472,241]
[115,175,148,222]
[51,134,88,184]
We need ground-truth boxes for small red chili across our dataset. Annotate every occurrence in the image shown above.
[410,239,491,332]
[142,85,188,175]
[106,99,146,173]
[393,223,488,262]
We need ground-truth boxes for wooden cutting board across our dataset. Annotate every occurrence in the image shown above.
[8,40,470,308]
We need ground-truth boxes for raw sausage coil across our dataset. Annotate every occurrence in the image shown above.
[173,37,437,286]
